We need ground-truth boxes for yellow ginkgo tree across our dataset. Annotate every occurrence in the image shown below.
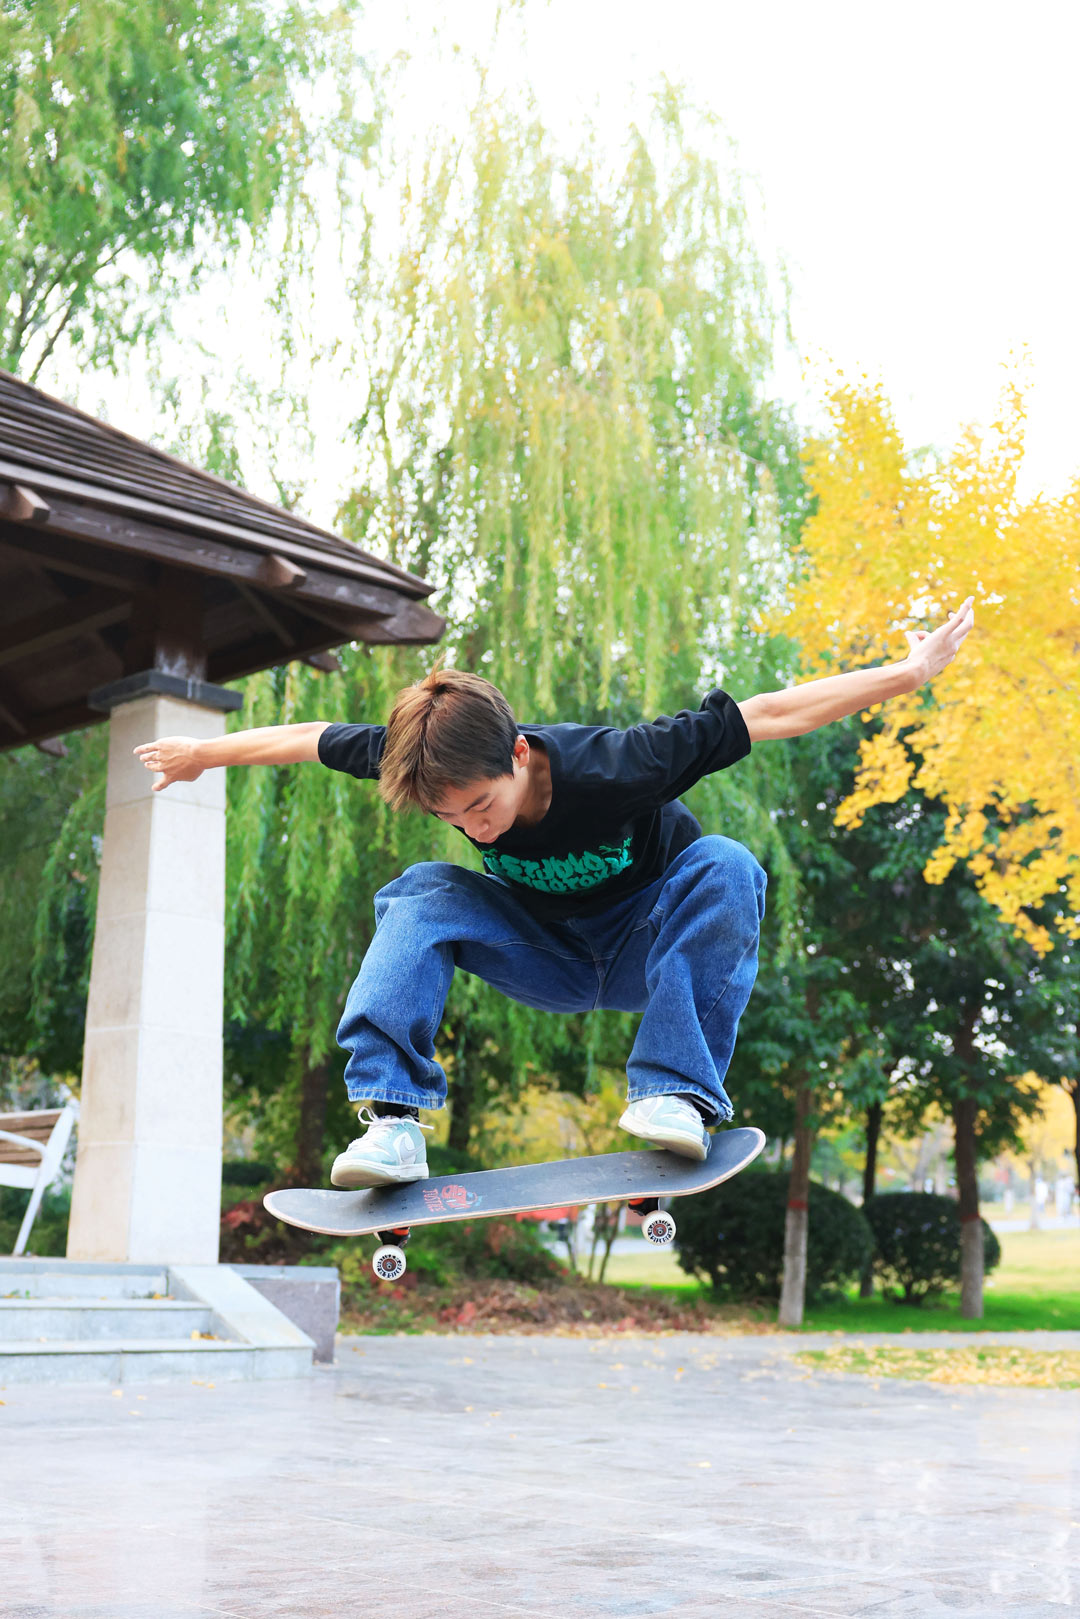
[777,374,1080,955]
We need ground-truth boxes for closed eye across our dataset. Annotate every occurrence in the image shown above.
[437,799,491,821]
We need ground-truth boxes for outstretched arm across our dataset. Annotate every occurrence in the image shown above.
[738,597,975,743]
[134,721,330,793]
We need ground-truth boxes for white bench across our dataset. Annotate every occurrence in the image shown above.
[0,1106,76,1256]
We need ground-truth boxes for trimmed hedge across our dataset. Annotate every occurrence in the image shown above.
[674,1168,874,1302]
[863,1191,1001,1304]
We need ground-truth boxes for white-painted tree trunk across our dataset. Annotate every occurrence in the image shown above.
[778,1081,813,1330]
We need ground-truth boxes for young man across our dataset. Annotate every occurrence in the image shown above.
[136,597,974,1187]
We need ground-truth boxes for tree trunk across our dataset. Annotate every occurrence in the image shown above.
[595,1204,621,1288]
[778,1081,814,1329]
[594,1202,623,1283]
[1066,1079,1079,1199]
[952,1093,983,1320]
[446,1028,477,1157]
[294,1058,330,1186]
[859,1099,883,1298]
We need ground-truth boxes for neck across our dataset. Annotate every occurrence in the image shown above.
[517,745,551,827]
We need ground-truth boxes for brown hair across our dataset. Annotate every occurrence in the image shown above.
[378,665,520,813]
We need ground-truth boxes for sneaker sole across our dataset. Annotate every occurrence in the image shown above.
[619,1114,709,1162]
[329,1161,430,1190]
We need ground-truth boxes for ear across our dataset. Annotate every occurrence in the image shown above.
[512,734,530,768]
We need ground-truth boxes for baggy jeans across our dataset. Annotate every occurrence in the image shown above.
[335,834,767,1123]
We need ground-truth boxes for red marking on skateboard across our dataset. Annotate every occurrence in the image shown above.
[422,1183,483,1215]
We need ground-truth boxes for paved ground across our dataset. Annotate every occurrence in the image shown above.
[3,1331,1078,1618]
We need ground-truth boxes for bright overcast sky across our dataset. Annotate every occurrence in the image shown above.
[367,0,1080,500]
[64,0,1080,512]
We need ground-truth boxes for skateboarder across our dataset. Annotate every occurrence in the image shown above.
[135,598,974,1189]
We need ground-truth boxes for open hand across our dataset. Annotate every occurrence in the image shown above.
[903,596,975,684]
[132,736,205,792]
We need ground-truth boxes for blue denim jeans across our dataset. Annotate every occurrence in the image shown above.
[336,834,767,1123]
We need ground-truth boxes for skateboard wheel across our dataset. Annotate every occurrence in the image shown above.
[372,1244,407,1282]
[643,1210,676,1247]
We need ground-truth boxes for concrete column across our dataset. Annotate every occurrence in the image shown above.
[68,675,240,1264]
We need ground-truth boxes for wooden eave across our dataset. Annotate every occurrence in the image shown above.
[0,369,424,590]
[0,372,445,753]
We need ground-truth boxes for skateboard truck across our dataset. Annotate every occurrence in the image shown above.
[627,1197,677,1247]
[371,1226,411,1282]
[372,1201,678,1279]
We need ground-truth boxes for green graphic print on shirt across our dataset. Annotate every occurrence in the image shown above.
[482,836,634,894]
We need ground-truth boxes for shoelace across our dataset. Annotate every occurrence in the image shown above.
[347,1104,434,1149]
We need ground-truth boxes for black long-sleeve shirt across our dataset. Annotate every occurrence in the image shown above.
[317,688,751,920]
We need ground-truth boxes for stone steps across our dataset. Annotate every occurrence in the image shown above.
[1,1265,169,1300]
[0,1337,305,1383]
[0,1259,319,1384]
[0,1297,214,1340]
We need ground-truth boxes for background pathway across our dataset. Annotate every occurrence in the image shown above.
[3,1332,1078,1617]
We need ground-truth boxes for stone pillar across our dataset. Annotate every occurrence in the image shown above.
[68,672,242,1264]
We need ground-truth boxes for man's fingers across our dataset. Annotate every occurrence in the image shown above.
[954,605,975,640]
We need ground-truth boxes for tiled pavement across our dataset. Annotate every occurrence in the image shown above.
[2,1331,1078,1617]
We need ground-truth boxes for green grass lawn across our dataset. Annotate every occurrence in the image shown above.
[600,1224,1080,1332]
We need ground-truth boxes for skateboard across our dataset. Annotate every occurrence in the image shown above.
[264,1125,764,1280]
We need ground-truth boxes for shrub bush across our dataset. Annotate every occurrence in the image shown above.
[221,1160,274,1188]
[388,1215,564,1288]
[863,1191,1001,1304]
[674,1168,874,1302]
[426,1143,477,1177]
[330,1214,566,1310]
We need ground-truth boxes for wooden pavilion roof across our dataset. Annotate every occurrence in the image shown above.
[0,371,444,750]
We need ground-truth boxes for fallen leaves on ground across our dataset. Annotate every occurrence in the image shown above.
[796,1345,1080,1389]
[340,1277,777,1337]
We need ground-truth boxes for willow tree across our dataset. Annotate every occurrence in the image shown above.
[0,0,371,1149]
[224,86,809,1174]
[0,0,366,379]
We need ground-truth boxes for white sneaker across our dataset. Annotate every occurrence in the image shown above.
[619,1095,709,1160]
[330,1107,432,1189]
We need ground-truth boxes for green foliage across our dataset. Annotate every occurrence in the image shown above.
[0,1054,69,1113]
[346,83,804,752]
[221,1159,274,1188]
[0,732,105,1076]
[218,87,809,1166]
[0,0,369,378]
[675,1167,874,1302]
[0,1184,70,1258]
[329,1216,564,1309]
[864,1191,1002,1305]
[426,1143,477,1177]
[727,718,1049,1166]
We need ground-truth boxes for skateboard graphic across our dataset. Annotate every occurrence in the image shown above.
[264,1125,765,1281]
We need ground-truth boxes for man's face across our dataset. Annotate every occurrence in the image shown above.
[431,736,531,844]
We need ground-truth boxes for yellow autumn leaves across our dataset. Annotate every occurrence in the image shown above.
[797,1345,1080,1390]
[775,374,1080,954]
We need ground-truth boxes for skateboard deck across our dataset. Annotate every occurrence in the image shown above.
[263,1125,764,1238]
